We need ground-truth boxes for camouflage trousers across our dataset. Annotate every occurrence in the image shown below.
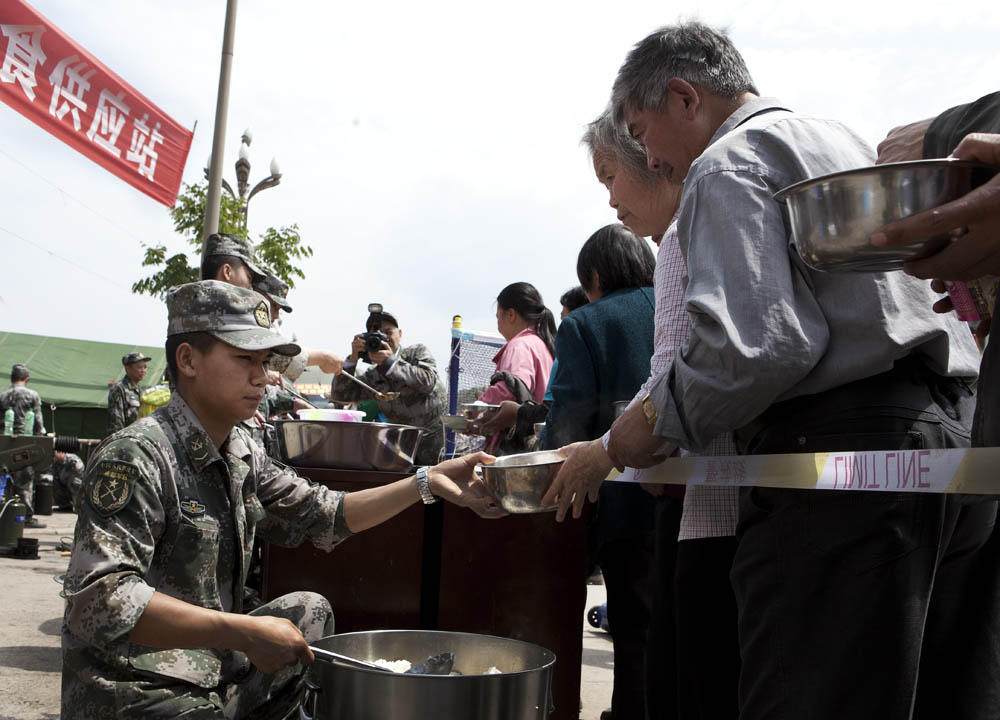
[110,591,334,719]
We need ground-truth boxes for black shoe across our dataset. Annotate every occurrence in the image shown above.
[24,518,47,529]
[600,711,613,720]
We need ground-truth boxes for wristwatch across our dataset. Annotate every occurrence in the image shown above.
[415,466,439,504]
[641,393,659,429]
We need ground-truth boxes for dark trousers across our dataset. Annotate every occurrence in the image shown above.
[675,536,739,720]
[599,532,655,720]
[973,316,1000,446]
[732,357,1000,720]
[645,495,682,720]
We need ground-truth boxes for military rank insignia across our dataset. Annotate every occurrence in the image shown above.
[254,301,270,328]
[188,433,210,463]
[179,499,208,516]
[89,460,139,517]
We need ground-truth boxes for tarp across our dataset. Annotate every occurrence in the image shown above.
[0,330,166,438]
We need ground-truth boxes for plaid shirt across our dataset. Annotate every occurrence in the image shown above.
[609,218,739,540]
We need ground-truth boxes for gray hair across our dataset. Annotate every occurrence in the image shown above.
[581,107,660,186]
[610,21,758,123]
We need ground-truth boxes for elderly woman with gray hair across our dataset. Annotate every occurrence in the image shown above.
[551,109,742,720]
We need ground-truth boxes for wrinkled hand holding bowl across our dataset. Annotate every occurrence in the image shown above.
[274,419,422,472]
[480,450,564,514]
[775,159,997,272]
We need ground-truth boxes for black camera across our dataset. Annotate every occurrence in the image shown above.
[358,330,389,363]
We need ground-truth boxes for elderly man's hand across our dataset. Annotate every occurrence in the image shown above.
[872,133,1000,281]
[480,400,520,436]
[428,451,506,519]
[540,439,614,522]
[876,118,934,164]
[606,403,670,472]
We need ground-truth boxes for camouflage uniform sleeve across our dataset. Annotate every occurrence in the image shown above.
[31,389,45,434]
[268,350,308,382]
[329,363,369,403]
[64,436,165,648]
[107,384,126,434]
[269,387,297,416]
[381,344,439,393]
[252,440,352,552]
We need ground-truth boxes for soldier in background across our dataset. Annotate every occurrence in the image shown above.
[253,270,343,385]
[107,352,151,434]
[51,449,85,511]
[331,306,447,465]
[200,232,267,289]
[0,363,46,527]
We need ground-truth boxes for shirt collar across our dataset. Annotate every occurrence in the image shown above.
[164,392,251,472]
[706,96,792,147]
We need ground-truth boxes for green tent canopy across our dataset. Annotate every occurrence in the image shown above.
[0,331,167,440]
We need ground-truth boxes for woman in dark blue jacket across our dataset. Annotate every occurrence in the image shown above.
[541,223,656,720]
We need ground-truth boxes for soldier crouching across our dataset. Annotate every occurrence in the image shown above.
[61,280,501,719]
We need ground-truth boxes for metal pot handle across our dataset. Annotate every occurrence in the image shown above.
[299,673,322,720]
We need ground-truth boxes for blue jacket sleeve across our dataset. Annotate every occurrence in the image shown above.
[542,316,599,449]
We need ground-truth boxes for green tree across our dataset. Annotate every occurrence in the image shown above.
[132,181,313,298]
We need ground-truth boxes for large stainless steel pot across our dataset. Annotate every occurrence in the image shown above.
[301,630,555,720]
[274,420,422,472]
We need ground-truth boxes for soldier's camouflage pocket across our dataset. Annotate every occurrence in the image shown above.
[165,516,220,603]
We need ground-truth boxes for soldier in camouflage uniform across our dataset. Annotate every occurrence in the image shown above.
[331,307,447,465]
[252,270,342,385]
[1,363,46,526]
[50,449,85,511]
[62,280,500,719]
[108,352,151,434]
[201,232,267,290]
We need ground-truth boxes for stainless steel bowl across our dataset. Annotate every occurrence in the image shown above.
[274,420,422,472]
[461,403,501,421]
[480,450,563,514]
[775,159,996,272]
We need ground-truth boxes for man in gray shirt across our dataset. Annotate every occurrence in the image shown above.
[554,22,993,720]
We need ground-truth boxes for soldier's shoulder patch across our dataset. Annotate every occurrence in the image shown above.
[253,301,271,328]
[89,459,140,517]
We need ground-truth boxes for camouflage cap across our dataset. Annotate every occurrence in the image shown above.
[204,232,265,279]
[122,352,152,366]
[165,280,301,356]
[252,271,293,313]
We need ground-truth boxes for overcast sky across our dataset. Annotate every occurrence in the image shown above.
[2,0,999,375]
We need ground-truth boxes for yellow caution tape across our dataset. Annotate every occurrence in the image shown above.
[607,447,1000,495]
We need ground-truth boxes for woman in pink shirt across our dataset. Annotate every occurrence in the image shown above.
[476,282,556,452]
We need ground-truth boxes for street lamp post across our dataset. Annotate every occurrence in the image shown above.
[204,126,283,233]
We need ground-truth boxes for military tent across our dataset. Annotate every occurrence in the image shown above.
[0,331,166,440]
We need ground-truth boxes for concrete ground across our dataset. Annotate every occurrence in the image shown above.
[0,511,615,720]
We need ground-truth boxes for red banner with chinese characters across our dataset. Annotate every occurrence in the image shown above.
[0,0,192,207]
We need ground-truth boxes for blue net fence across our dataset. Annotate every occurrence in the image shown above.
[444,323,505,459]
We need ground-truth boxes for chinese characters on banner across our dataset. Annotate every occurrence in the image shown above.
[0,0,193,207]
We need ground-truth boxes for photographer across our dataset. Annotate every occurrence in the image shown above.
[331,305,446,465]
